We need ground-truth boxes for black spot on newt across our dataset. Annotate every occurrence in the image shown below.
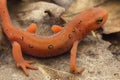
[78,20,82,24]
[72,28,76,32]
[20,36,24,41]
[6,29,8,31]
[48,45,54,49]
[29,44,33,48]
[76,20,82,28]
[2,10,5,14]
[68,34,72,39]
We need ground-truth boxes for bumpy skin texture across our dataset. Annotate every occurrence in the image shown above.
[0,0,108,76]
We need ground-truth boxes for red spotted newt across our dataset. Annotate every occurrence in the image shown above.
[0,0,108,76]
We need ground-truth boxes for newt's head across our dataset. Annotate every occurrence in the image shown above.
[85,8,108,31]
[72,8,108,34]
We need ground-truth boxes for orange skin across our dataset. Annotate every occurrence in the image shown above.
[0,0,108,76]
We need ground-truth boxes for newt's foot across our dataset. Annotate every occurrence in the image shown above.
[26,23,37,33]
[16,60,38,76]
[70,68,85,74]
[51,25,63,33]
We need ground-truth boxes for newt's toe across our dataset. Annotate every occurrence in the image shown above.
[16,60,37,76]
[26,60,35,64]
[70,68,85,74]
[76,68,85,74]
[21,65,29,76]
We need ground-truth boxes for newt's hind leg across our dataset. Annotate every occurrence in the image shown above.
[51,25,63,33]
[70,40,84,74]
[12,41,38,76]
[26,23,37,33]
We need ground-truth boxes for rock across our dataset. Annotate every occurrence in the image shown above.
[102,0,120,34]
[103,32,120,61]
[53,0,73,8]
[15,1,65,25]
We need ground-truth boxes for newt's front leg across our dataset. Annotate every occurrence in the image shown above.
[12,41,38,76]
[70,40,84,73]
[26,23,37,33]
[51,25,63,33]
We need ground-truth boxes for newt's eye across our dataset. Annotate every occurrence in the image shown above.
[96,18,103,24]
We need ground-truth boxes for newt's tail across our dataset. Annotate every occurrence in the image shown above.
[0,0,13,26]
[0,0,6,9]
[0,0,15,37]
[0,0,11,23]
